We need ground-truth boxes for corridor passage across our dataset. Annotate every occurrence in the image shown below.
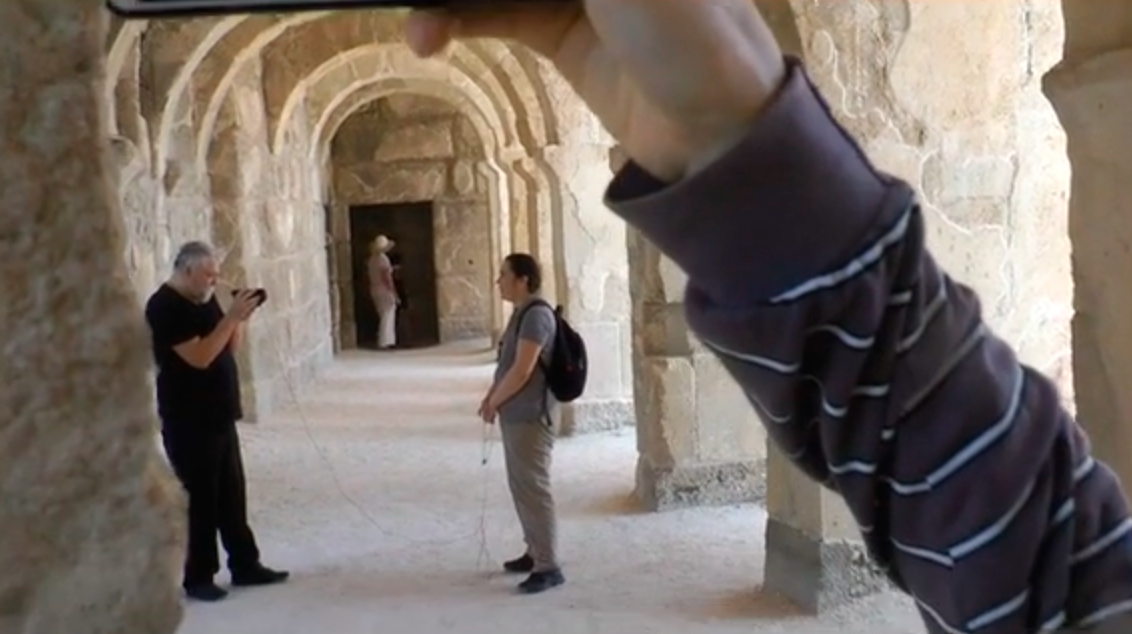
[176,340,920,634]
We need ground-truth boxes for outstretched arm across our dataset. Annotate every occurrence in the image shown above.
[606,58,1132,633]
[407,4,1132,629]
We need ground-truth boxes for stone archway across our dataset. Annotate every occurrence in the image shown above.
[129,10,635,433]
[177,15,551,419]
[8,2,1132,633]
[312,80,514,349]
[325,94,497,350]
[261,40,522,353]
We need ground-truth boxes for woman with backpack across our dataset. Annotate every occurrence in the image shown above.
[477,253,586,595]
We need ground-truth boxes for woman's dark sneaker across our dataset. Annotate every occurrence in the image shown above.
[503,554,534,574]
[518,569,565,594]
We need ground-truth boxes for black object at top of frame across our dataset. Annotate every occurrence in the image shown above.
[107,0,570,18]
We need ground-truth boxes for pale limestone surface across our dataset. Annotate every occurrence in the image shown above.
[174,342,925,634]
[206,55,335,421]
[793,0,1073,393]
[109,11,632,433]
[1045,2,1132,496]
[104,0,1083,612]
[0,3,183,634]
[760,0,1079,610]
[627,225,768,512]
[329,96,494,346]
[4,2,1124,631]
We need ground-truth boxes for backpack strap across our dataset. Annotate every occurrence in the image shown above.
[513,298,556,427]
[514,298,554,373]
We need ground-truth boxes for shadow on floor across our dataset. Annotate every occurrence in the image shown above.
[688,586,807,622]
[575,491,650,518]
[215,562,511,607]
[340,343,497,367]
[307,376,491,397]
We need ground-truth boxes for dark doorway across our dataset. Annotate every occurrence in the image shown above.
[349,202,440,349]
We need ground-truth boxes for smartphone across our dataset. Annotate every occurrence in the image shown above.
[107,0,562,18]
[231,288,269,307]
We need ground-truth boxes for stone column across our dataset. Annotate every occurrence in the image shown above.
[628,232,767,511]
[207,67,262,421]
[0,3,183,633]
[1044,4,1132,492]
[328,199,355,349]
[763,448,885,611]
[536,143,635,435]
[762,0,1071,611]
[478,160,510,347]
[510,153,558,303]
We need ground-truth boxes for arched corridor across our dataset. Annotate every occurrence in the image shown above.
[174,341,921,634]
[3,1,1132,633]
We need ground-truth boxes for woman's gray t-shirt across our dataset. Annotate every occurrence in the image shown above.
[495,299,557,425]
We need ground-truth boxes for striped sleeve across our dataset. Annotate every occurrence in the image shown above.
[605,56,1132,632]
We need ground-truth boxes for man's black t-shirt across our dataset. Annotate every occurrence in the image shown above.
[144,284,243,429]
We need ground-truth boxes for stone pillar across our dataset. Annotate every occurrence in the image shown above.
[0,3,183,633]
[1044,4,1132,492]
[504,148,531,257]
[628,232,767,511]
[208,68,262,421]
[762,0,1071,611]
[510,154,558,303]
[763,448,885,611]
[535,143,635,435]
[479,159,510,347]
[328,199,356,349]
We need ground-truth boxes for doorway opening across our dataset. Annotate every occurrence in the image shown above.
[349,201,440,349]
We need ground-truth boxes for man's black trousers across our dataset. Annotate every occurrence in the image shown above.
[161,421,261,586]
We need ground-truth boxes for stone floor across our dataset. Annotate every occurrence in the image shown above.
[175,339,924,634]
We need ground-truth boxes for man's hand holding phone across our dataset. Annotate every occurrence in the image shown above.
[228,289,264,322]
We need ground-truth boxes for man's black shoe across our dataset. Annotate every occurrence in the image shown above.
[517,569,565,594]
[503,554,534,574]
[231,565,290,587]
[184,582,228,602]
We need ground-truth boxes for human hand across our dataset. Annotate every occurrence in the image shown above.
[477,397,497,424]
[404,0,787,182]
[227,289,261,322]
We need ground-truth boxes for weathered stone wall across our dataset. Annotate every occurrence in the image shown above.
[628,227,769,511]
[330,96,494,346]
[1,3,183,632]
[113,134,164,302]
[114,30,214,308]
[794,0,1073,398]
[6,3,1126,631]
[1046,1,1132,495]
[111,28,219,416]
[110,40,165,303]
[207,57,334,420]
[526,59,636,435]
[138,24,216,277]
[103,16,636,436]
[101,23,338,423]
[763,0,1074,612]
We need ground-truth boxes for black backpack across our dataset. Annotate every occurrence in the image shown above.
[516,299,588,403]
